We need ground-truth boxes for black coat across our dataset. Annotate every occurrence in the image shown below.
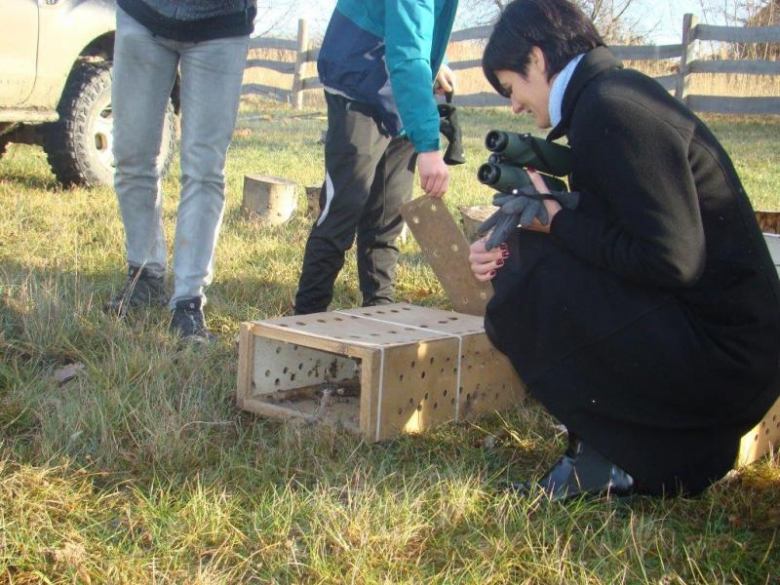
[485,47,780,495]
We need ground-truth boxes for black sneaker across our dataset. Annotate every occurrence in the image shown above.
[169,297,216,343]
[105,265,168,317]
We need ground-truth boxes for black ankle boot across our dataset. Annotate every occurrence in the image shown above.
[511,436,634,501]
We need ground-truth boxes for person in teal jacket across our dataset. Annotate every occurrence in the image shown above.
[294,0,459,314]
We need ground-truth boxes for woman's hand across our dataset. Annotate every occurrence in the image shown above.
[526,169,562,234]
[469,238,509,282]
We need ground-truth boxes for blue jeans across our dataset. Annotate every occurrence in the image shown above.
[112,8,249,308]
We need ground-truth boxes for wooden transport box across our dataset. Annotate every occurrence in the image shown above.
[237,303,526,441]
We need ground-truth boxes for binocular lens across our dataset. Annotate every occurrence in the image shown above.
[478,163,501,185]
[485,130,509,153]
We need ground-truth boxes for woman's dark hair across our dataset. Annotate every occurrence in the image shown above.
[483,0,605,95]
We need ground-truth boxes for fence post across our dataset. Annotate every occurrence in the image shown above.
[675,13,698,103]
[291,19,309,110]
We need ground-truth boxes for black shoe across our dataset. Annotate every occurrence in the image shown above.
[105,265,168,317]
[169,297,216,343]
[511,436,634,501]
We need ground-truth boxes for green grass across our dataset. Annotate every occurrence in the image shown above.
[0,106,778,584]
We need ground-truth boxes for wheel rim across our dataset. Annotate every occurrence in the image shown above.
[90,93,114,173]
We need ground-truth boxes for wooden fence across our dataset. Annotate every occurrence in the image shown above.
[242,14,780,115]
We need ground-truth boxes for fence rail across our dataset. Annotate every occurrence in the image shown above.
[242,13,780,115]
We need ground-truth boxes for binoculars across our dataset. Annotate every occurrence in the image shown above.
[477,130,572,194]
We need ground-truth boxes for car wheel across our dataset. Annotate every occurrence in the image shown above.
[44,61,176,188]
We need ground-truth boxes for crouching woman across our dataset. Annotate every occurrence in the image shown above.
[470,0,780,498]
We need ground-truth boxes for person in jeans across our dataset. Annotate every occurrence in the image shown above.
[293,0,458,315]
[105,0,255,342]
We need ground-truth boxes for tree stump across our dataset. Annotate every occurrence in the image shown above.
[242,175,298,226]
[458,205,494,243]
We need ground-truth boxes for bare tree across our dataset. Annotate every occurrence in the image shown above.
[694,0,776,58]
[253,0,300,38]
[456,0,656,43]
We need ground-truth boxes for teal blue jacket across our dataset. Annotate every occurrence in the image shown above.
[318,0,458,152]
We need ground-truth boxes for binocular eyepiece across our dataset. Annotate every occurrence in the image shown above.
[484,130,572,177]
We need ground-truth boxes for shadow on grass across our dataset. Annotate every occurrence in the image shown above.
[0,171,62,192]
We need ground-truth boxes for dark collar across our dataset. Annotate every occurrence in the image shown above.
[547,46,623,141]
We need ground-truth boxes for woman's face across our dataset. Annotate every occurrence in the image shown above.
[495,47,553,129]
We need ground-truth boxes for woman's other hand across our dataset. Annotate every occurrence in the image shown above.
[469,238,509,281]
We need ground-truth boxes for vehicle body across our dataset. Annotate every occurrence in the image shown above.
[0,0,176,187]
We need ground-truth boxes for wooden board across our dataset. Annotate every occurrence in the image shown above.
[401,196,493,316]
[738,395,780,466]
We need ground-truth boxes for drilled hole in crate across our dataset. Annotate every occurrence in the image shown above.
[440,368,445,374]
[265,370,271,377]
[495,392,500,400]
[275,347,281,354]
[417,404,423,411]
[438,320,448,324]
[279,323,289,327]
[295,322,306,326]
[411,361,416,369]
[449,316,458,321]
[429,357,435,365]
[290,374,296,381]
[443,389,448,397]
[451,398,456,405]
[251,381,256,390]
[377,310,386,314]
[275,378,280,386]
[398,407,403,415]
[298,363,303,370]
[402,307,411,311]
[391,309,399,313]
[421,371,426,379]
[462,297,469,304]
[425,392,429,400]
[433,402,438,409]
[283,367,288,374]
[421,324,429,328]
[453,368,457,374]
[409,397,414,405]
[389,330,397,335]
[317,319,326,323]
[399,374,404,381]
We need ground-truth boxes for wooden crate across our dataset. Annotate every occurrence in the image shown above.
[237,303,526,441]
[739,396,780,466]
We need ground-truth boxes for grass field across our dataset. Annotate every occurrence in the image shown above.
[0,105,778,584]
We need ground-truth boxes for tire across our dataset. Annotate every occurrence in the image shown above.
[44,62,176,188]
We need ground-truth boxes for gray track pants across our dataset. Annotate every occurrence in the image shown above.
[294,92,417,314]
[112,8,249,308]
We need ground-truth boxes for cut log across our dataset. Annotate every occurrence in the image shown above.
[242,174,298,226]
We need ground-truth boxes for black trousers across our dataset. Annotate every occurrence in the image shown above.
[294,92,416,314]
